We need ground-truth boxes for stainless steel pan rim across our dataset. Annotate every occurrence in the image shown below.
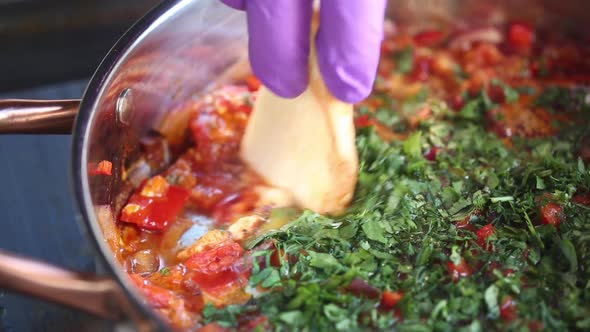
[71,0,190,330]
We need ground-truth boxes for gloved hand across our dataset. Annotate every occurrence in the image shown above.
[220,0,387,104]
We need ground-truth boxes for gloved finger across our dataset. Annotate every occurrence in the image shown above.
[220,0,245,10]
[316,0,387,103]
[246,0,314,98]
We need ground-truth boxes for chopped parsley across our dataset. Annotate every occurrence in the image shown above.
[206,99,590,331]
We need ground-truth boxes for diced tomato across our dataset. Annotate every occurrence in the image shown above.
[572,192,590,206]
[528,320,544,332]
[449,94,465,112]
[346,277,380,299]
[189,94,249,165]
[539,203,563,228]
[456,210,483,232]
[414,30,445,47]
[185,241,248,291]
[212,190,259,224]
[447,258,472,282]
[129,274,174,309]
[88,160,113,176]
[500,296,518,322]
[476,224,496,251]
[410,56,432,82]
[241,315,270,332]
[381,290,404,308]
[355,114,376,129]
[507,22,535,52]
[487,84,505,103]
[197,323,230,332]
[121,176,190,231]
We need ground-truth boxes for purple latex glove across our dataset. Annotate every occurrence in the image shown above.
[221,0,387,103]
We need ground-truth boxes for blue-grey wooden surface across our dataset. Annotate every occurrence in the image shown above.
[0,80,111,331]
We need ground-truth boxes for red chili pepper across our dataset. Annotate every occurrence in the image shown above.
[447,259,472,282]
[121,177,190,231]
[476,223,496,251]
[88,160,113,176]
[507,22,535,52]
[539,203,564,228]
[500,296,518,322]
[414,30,446,47]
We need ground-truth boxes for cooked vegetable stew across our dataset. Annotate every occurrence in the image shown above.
[105,17,590,332]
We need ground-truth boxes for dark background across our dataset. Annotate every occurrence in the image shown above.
[0,0,160,330]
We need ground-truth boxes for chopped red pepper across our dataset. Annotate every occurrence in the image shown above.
[507,22,535,53]
[476,223,496,251]
[354,114,376,129]
[121,176,190,231]
[244,74,261,92]
[197,323,230,332]
[185,241,249,291]
[449,94,465,112]
[88,160,113,176]
[381,290,404,308]
[212,190,259,224]
[189,91,250,165]
[447,259,472,282]
[539,203,564,228]
[500,296,518,322]
[414,30,446,47]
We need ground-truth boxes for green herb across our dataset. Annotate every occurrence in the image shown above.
[395,47,414,74]
[203,38,590,332]
[158,267,170,275]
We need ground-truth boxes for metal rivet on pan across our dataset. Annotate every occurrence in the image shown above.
[116,88,133,126]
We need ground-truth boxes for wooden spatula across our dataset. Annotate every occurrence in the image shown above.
[240,18,358,215]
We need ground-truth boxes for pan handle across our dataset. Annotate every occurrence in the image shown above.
[0,99,79,134]
[0,250,154,331]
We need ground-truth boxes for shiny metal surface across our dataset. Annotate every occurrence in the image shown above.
[72,0,248,330]
[0,99,79,134]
